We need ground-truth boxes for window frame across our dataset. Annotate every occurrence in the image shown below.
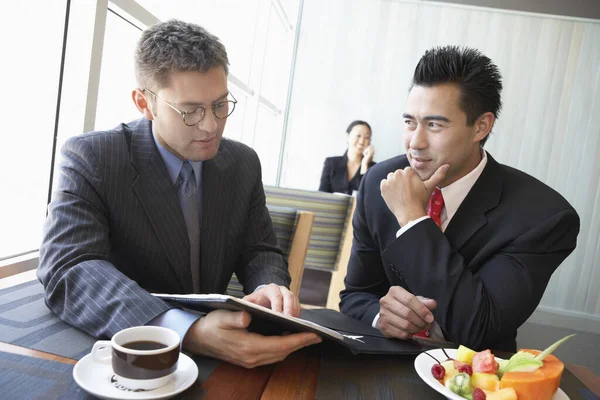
[1,0,303,273]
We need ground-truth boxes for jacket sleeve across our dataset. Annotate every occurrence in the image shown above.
[380,212,579,350]
[319,158,333,193]
[339,177,390,325]
[234,150,291,293]
[37,136,173,339]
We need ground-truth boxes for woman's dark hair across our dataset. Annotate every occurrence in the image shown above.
[412,45,502,147]
[346,120,372,135]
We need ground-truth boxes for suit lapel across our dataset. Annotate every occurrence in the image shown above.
[444,152,503,251]
[200,141,233,293]
[129,119,193,292]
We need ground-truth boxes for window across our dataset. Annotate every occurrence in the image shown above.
[95,11,142,130]
[253,105,282,185]
[136,0,259,84]
[261,2,295,107]
[223,87,248,142]
[0,0,301,265]
[0,1,67,260]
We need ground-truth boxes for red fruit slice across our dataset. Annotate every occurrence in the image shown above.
[458,364,473,376]
[472,388,486,400]
[473,350,499,374]
[431,364,445,380]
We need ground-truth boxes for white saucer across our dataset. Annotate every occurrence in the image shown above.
[73,352,199,400]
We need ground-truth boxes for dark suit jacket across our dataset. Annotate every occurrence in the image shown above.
[339,152,579,352]
[38,118,290,339]
[319,153,376,195]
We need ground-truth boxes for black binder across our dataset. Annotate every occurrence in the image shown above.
[153,293,436,355]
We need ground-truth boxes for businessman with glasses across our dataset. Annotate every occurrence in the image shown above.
[38,19,321,368]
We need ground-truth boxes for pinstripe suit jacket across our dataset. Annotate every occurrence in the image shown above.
[38,118,290,338]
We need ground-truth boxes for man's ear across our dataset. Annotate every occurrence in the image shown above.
[132,89,154,120]
[473,112,495,143]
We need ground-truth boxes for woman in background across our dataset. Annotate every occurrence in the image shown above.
[319,120,375,195]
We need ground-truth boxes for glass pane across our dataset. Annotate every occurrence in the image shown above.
[278,0,300,28]
[95,11,142,130]
[261,4,294,108]
[223,87,247,143]
[0,1,66,259]
[253,105,283,185]
[135,0,259,84]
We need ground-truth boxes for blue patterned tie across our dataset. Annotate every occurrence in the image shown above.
[177,162,200,293]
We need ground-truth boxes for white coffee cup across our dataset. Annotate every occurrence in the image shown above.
[92,326,180,391]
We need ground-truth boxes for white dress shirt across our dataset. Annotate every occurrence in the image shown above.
[373,151,488,339]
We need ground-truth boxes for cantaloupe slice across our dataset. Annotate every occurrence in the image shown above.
[484,388,518,400]
[500,349,564,400]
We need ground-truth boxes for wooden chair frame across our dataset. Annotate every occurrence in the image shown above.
[287,210,314,296]
[326,198,356,310]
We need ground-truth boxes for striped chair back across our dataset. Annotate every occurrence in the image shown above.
[226,205,299,298]
[264,186,352,272]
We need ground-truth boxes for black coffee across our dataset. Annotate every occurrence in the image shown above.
[122,340,168,351]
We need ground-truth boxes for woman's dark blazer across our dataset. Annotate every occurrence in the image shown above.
[319,152,376,195]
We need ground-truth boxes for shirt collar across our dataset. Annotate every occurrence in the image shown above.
[439,150,488,229]
[151,123,202,186]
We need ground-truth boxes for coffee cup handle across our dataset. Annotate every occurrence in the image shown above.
[92,340,112,364]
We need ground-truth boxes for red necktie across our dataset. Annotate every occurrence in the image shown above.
[414,188,444,339]
[427,187,444,228]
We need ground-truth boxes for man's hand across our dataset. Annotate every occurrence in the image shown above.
[243,283,300,317]
[380,164,449,227]
[376,286,437,340]
[183,309,322,368]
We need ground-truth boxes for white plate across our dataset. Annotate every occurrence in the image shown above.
[414,348,569,400]
[73,352,198,400]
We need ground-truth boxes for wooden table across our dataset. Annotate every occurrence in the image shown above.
[1,272,598,398]
[1,340,598,399]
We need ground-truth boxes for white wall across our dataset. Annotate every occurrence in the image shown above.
[422,0,600,20]
[280,0,600,328]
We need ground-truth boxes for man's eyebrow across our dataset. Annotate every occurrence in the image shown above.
[179,92,229,107]
[423,115,451,123]
[402,113,451,123]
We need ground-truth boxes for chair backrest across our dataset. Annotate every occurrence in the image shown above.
[326,197,356,310]
[286,210,314,295]
[263,186,353,273]
[226,206,314,298]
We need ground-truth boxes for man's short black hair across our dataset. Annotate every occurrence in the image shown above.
[412,46,502,147]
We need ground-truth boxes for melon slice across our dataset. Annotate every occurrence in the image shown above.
[456,345,477,364]
[472,372,499,391]
[500,349,564,400]
[484,388,518,400]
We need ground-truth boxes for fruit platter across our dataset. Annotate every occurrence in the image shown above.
[414,335,574,400]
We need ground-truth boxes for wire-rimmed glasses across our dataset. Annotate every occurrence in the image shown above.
[143,89,237,126]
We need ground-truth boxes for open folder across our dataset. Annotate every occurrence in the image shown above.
[153,293,436,355]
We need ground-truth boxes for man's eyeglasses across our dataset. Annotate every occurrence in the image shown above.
[143,89,237,126]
